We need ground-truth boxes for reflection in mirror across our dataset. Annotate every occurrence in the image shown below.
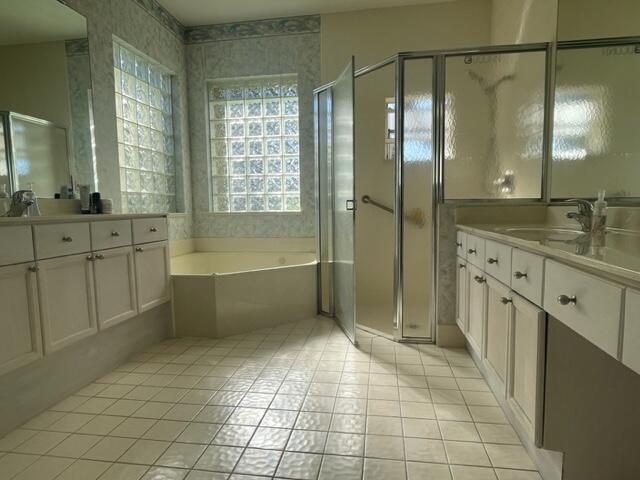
[0,0,93,198]
[444,50,547,200]
[551,43,640,199]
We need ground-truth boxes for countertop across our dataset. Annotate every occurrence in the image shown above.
[0,213,167,226]
[457,223,640,286]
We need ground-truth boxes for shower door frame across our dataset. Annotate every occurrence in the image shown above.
[314,42,553,343]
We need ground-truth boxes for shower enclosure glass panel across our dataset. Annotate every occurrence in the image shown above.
[332,59,356,342]
[444,50,547,200]
[402,58,434,339]
[316,89,333,315]
[355,62,396,337]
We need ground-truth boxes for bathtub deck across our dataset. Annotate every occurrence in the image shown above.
[0,317,540,479]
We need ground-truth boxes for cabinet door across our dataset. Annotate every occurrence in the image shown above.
[466,263,486,357]
[38,253,97,353]
[0,263,42,374]
[484,276,512,393]
[507,292,546,446]
[94,247,137,330]
[456,259,469,333]
[135,241,170,313]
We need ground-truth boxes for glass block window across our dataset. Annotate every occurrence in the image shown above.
[113,41,176,213]
[208,75,301,213]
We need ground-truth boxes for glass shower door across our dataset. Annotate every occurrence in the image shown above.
[332,58,356,342]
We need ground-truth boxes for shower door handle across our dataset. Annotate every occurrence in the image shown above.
[346,199,356,211]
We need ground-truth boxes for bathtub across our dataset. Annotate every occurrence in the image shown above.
[171,251,318,338]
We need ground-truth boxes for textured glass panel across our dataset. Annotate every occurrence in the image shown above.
[284,156,299,174]
[284,195,300,211]
[552,44,640,198]
[444,51,546,199]
[213,195,230,212]
[208,74,300,212]
[248,158,264,174]
[230,195,247,211]
[114,42,176,213]
[213,176,229,194]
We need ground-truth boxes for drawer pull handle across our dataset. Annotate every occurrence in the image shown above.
[557,294,577,306]
[514,271,527,279]
[149,227,158,232]
[487,257,498,264]
[28,265,39,273]
[62,236,73,242]
[136,247,144,252]
[474,275,485,284]
[111,231,120,237]
[468,248,477,254]
[86,254,94,261]
[95,254,104,260]
[501,297,513,304]
[458,264,466,269]
[456,242,463,247]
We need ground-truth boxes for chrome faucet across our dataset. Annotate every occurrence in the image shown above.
[565,199,593,232]
[2,190,35,217]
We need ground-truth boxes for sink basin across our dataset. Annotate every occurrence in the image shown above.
[497,227,586,242]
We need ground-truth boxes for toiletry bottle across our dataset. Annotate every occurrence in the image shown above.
[26,183,41,217]
[0,184,8,198]
[591,190,607,235]
[79,185,91,214]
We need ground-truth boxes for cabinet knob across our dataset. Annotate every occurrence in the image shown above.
[86,254,94,261]
[62,236,73,242]
[557,294,577,306]
[513,271,527,279]
[28,265,39,273]
[149,227,158,232]
[487,257,498,264]
[473,275,485,284]
[136,247,144,252]
[468,248,477,254]
[111,231,120,237]
[456,242,462,247]
[458,263,466,269]
[501,297,513,304]
[95,253,104,260]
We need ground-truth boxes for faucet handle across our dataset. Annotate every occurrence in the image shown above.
[564,198,594,214]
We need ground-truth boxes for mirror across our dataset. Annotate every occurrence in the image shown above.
[552,0,640,200]
[0,0,94,198]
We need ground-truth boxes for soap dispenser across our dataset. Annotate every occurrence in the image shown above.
[591,190,607,236]
[26,183,41,217]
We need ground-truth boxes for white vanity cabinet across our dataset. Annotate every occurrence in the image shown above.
[466,263,486,356]
[134,240,170,313]
[483,275,511,392]
[93,246,137,330]
[0,263,42,375]
[38,253,97,353]
[456,259,469,333]
[507,293,545,445]
[622,288,640,375]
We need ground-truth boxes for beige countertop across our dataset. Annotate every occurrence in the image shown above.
[457,223,640,286]
[0,213,167,226]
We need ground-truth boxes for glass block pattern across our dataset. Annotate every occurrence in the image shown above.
[114,41,176,213]
[208,75,301,212]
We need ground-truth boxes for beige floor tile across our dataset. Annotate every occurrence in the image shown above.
[14,431,68,455]
[407,461,452,480]
[47,433,103,458]
[82,436,136,462]
[485,444,537,470]
[118,439,170,464]
[55,459,110,480]
[475,423,521,445]
[404,437,447,463]
[439,421,481,442]
[450,465,497,480]
[445,440,491,466]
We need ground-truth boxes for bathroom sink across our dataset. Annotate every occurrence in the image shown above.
[497,226,586,242]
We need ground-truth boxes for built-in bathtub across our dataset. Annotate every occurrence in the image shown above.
[171,249,317,337]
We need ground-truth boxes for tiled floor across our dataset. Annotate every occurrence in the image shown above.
[0,317,541,480]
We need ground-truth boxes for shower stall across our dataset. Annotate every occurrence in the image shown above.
[315,43,550,344]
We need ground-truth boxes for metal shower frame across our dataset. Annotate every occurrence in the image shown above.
[314,35,640,343]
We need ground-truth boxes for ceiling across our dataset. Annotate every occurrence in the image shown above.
[0,0,86,46]
[156,0,454,27]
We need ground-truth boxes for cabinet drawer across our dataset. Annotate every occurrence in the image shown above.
[511,249,544,306]
[133,218,168,244]
[543,260,623,358]
[484,240,512,285]
[622,289,640,375]
[34,223,91,259]
[466,234,485,268]
[0,226,34,266]
[91,220,132,251]
[456,231,467,259]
